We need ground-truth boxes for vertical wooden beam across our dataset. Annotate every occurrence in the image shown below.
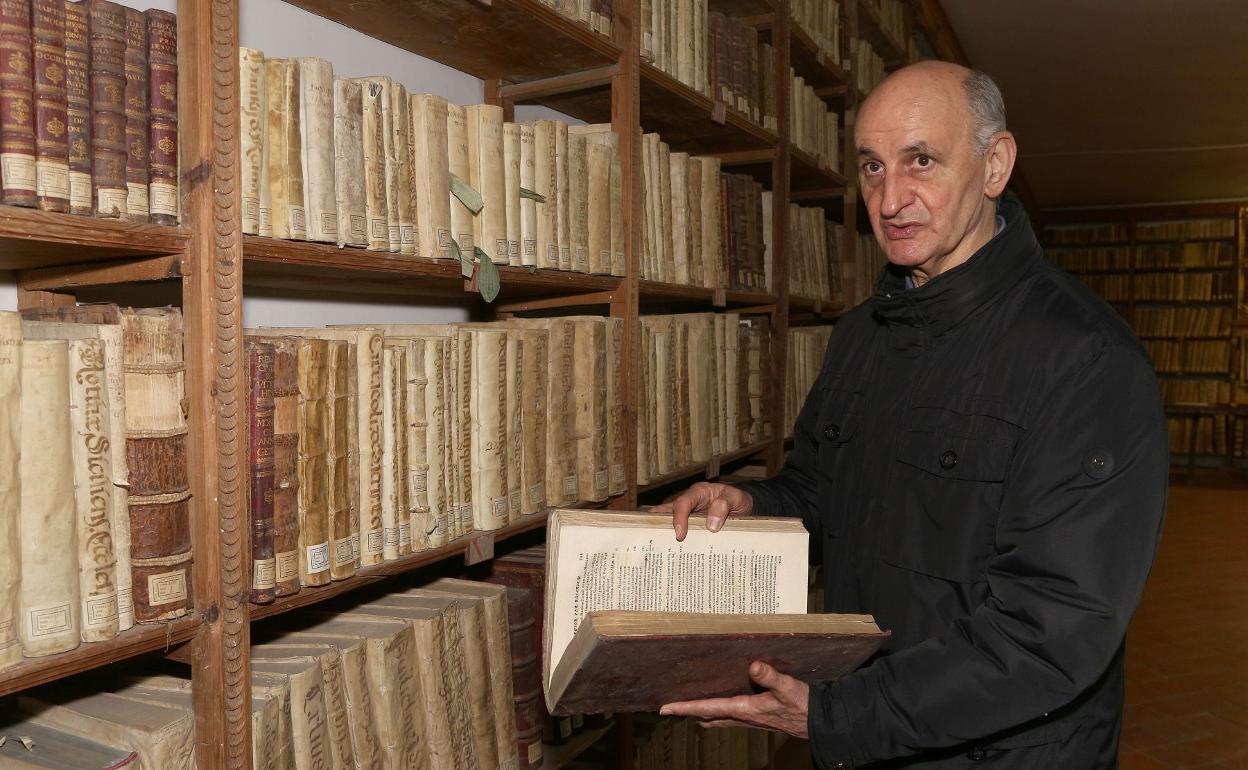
[843,0,860,304]
[181,0,250,767]
[483,77,515,122]
[767,0,792,475]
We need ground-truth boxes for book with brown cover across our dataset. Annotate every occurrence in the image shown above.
[295,337,331,587]
[504,586,543,768]
[63,0,90,215]
[246,339,277,605]
[0,0,36,207]
[31,0,69,212]
[87,0,126,217]
[145,9,175,225]
[120,7,146,222]
[269,337,300,596]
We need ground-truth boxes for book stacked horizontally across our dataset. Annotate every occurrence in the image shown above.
[786,326,833,438]
[239,49,625,278]
[0,0,179,223]
[243,318,626,603]
[0,306,192,673]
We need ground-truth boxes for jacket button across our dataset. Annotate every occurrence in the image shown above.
[967,748,986,761]
[940,450,958,470]
[824,424,841,441]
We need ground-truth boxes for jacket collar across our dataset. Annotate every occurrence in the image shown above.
[870,195,1042,337]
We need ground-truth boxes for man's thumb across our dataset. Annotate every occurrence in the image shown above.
[749,661,780,689]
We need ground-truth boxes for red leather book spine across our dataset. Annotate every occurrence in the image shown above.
[0,0,36,206]
[87,0,124,217]
[63,0,90,214]
[31,0,67,211]
[120,6,145,222]
[247,339,277,605]
[270,339,301,597]
[144,8,174,225]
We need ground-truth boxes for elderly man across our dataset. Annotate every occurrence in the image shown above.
[657,61,1167,768]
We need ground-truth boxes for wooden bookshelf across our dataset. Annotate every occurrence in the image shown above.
[0,207,188,270]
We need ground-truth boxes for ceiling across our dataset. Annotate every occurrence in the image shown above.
[938,0,1248,210]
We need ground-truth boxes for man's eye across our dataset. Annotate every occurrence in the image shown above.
[916,155,932,168]
[864,161,882,174]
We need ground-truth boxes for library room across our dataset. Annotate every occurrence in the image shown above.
[0,0,1242,768]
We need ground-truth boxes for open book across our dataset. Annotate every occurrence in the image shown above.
[543,509,888,714]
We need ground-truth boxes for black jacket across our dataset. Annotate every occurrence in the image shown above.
[738,197,1168,769]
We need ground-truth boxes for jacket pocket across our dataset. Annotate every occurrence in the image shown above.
[813,387,866,538]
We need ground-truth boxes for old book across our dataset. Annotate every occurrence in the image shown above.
[0,314,17,670]
[246,339,277,604]
[449,324,472,536]
[0,0,36,207]
[566,132,589,272]
[331,77,366,248]
[295,337,331,586]
[504,587,543,768]
[249,656,333,770]
[674,317,690,466]
[636,322,651,485]
[686,157,703,287]
[391,83,415,255]
[658,139,673,282]
[296,57,337,243]
[0,718,138,768]
[585,142,611,274]
[508,318,576,506]
[553,120,571,270]
[518,123,537,267]
[31,0,69,212]
[405,336,431,550]
[467,327,509,531]
[687,314,714,463]
[270,337,300,596]
[723,313,740,451]
[120,8,147,221]
[544,510,886,714]
[121,307,191,622]
[144,9,175,224]
[356,76,389,251]
[251,670,296,770]
[325,339,358,580]
[504,332,522,521]
[516,328,547,516]
[376,77,400,252]
[446,102,473,255]
[605,317,625,496]
[502,121,522,265]
[409,92,451,260]
[467,104,508,264]
[531,120,559,269]
[421,333,451,546]
[570,317,608,501]
[671,151,690,284]
[62,0,90,214]
[252,646,356,770]
[86,0,125,216]
[17,340,79,656]
[18,689,193,769]
[239,47,267,235]
[382,341,411,556]
[267,58,305,240]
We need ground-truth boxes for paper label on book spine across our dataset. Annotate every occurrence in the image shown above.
[365,529,384,556]
[350,533,360,560]
[401,225,416,245]
[289,206,306,234]
[319,212,338,236]
[1,154,36,190]
[490,497,508,525]
[350,214,367,240]
[148,570,188,607]
[97,187,127,216]
[26,602,73,638]
[370,218,387,240]
[524,239,537,258]
[412,468,427,493]
[398,522,411,549]
[253,558,277,589]
[35,159,69,198]
[563,475,578,498]
[528,482,544,507]
[243,195,260,225]
[334,537,355,566]
[528,742,543,764]
[384,526,399,548]
[306,542,330,572]
[117,586,133,619]
[126,183,150,218]
[509,491,521,512]
[594,469,609,494]
[611,465,625,487]
[276,550,299,581]
[259,206,273,235]
[84,593,119,627]
[69,171,92,209]
[150,180,178,217]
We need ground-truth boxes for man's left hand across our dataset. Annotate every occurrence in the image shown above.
[659,661,810,737]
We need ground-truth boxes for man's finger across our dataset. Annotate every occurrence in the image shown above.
[696,718,753,730]
[659,694,753,720]
[707,496,729,532]
[671,492,693,541]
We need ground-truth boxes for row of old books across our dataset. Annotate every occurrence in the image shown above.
[0,305,190,671]
[243,318,625,602]
[239,51,625,276]
[792,0,842,67]
[1044,222,1130,245]
[1144,340,1231,375]
[539,0,614,38]
[1167,414,1245,457]
[1048,246,1132,272]
[0,0,178,223]
[787,204,842,303]
[852,39,886,95]
[1137,241,1236,269]
[790,72,840,171]
[1136,218,1236,242]
[636,314,772,485]
[1133,307,1234,338]
[869,0,907,48]
[1134,272,1235,302]
[848,233,889,307]
[785,326,833,437]
[632,716,779,770]
[1161,377,1231,406]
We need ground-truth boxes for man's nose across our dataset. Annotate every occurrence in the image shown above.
[880,172,914,218]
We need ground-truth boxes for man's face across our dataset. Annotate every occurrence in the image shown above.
[855,77,994,275]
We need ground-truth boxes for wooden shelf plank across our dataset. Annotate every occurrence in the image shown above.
[0,615,200,698]
[638,280,776,310]
[790,146,848,194]
[708,0,776,16]
[540,724,614,770]
[790,23,848,90]
[0,205,189,270]
[278,0,621,83]
[855,0,907,65]
[637,441,772,493]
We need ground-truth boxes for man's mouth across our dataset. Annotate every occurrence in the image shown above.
[884,223,921,239]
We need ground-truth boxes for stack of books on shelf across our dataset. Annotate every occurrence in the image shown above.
[851,39,885,95]
[1132,272,1234,302]
[240,50,625,277]
[1137,240,1235,269]
[541,0,614,38]
[786,326,832,438]
[636,314,771,485]
[791,0,841,66]
[1168,413,1238,458]
[632,715,780,770]
[1079,274,1129,302]
[243,318,625,602]
[0,305,191,674]
[1136,218,1236,241]
[1133,307,1233,338]
[1043,222,1129,245]
[871,0,907,48]
[786,204,843,303]
[789,73,840,171]
[1144,340,1230,375]
[0,0,178,223]
[1048,245,1132,272]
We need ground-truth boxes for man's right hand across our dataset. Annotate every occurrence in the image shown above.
[650,482,754,542]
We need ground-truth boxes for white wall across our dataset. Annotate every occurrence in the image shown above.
[0,0,580,326]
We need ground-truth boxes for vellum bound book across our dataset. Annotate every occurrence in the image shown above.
[543,510,887,715]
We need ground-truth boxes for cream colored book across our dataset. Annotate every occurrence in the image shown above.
[467,104,508,265]
[18,340,80,657]
[266,58,306,240]
[531,120,559,269]
[519,124,538,267]
[516,328,548,516]
[554,121,571,270]
[0,314,16,670]
[240,47,267,236]
[297,57,338,243]
[390,344,411,557]
[687,314,714,463]
[762,190,774,293]
[507,318,577,505]
[686,157,703,287]
[372,78,401,252]
[18,690,194,770]
[504,333,523,521]
[406,336,431,552]
[251,670,296,770]
[333,77,368,248]
[712,315,726,455]
[356,77,390,251]
[570,317,608,501]
[700,156,723,288]
[658,140,674,282]
[466,328,509,531]
[447,103,474,255]
[249,657,333,770]
[646,315,673,473]
[723,313,740,451]
[503,122,523,266]
[450,327,472,537]
[671,151,690,285]
[391,84,417,255]
[606,317,626,496]
[584,142,611,274]
[380,344,400,560]
[325,340,357,580]
[567,132,589,272]
[641,133,656,279]
[410,93,452,260]
[296,338,331,586]
[251,646,356,770]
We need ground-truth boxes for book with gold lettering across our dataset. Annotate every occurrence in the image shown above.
[245,339,277,605]
[121,7,147,222]
[32,0,70,213]
[87,0,126,217]
[145,8,177,225]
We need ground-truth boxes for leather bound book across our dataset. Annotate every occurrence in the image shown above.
[0,314,18,671]
[145,9,175,224]
[121,307,191,622]
[268,337,300,596]
[332,76,366,247]
[1,0,37,207]
[446,102,472,256]
[357,76,389,251]
[0,718,140,768]
[553,120,571,270]
[566,132,588,272]
[18,689,193,769]
[246,339,277,605]
[505,586,543,768]
[295,337,331,587]
[606,316,625,496]
[467,103,508,265]
[239,47,265,235]
[325,338,358,580]
[31,0,69,212]
[585,141,611,275]
[63,0,90,214]
[120,7,147,222]
[247,657,332,770]
[409,92,450,260]
[296,57,336,244]
[87,0,125,217]
[699,157,722,288]
[516,327,547,516]
[390,82,415,255]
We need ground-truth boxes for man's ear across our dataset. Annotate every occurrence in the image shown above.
[983,131,1017,198]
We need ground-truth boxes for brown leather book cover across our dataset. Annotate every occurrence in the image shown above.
[0,0,37,206]
[295,338,331,587]
[87,0,126,217]
[120,7,146,222]
[269,337,300,597]
[31,0,69,212]
[144,8,175,225]
[246,339,277,605]
[63,0,90,214]
[505,586,544,768]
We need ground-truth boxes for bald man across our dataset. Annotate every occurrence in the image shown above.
[657,62,1167,769]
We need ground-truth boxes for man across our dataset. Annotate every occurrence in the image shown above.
[656,61,1167,768]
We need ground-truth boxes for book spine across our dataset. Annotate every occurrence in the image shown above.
[331,76,366,248]
[63,0,90,214]
[0,0,36,206]
[296,338,330,586]
[120,7,146,222]
[247,339,277,604]
[0,313,18,671]
[265,59,291,238]
[87,0,125,217]
[296,57,336,243]
[406,338,430,551]
[468,104,507,265]
[145,9,175,224]
[270,339,300,596]
[609,134,624,276]
[553,121,570,270]
[504,333,523,522]
[518,123,537,267]
[379,345,398,559]
[390,83,415,255]
[377,78,399,253]
[607,317,626,495]
[356,78,386,250]
[503,121,521,266]
[531,120,558,270]
[391,344,410,555]
[31,0,68,212]
[446,102,473,257]
[326,339,357,579]
[505,587,542,769]
[519,330,546,516]
[567,133,588,272]
[471,330,509,531]
[452,330,474,536]
[410,92,450,260]
[239,48,265,235]
[586,141,610,274]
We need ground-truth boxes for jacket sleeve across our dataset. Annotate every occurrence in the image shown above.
[807,344,1168,768]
